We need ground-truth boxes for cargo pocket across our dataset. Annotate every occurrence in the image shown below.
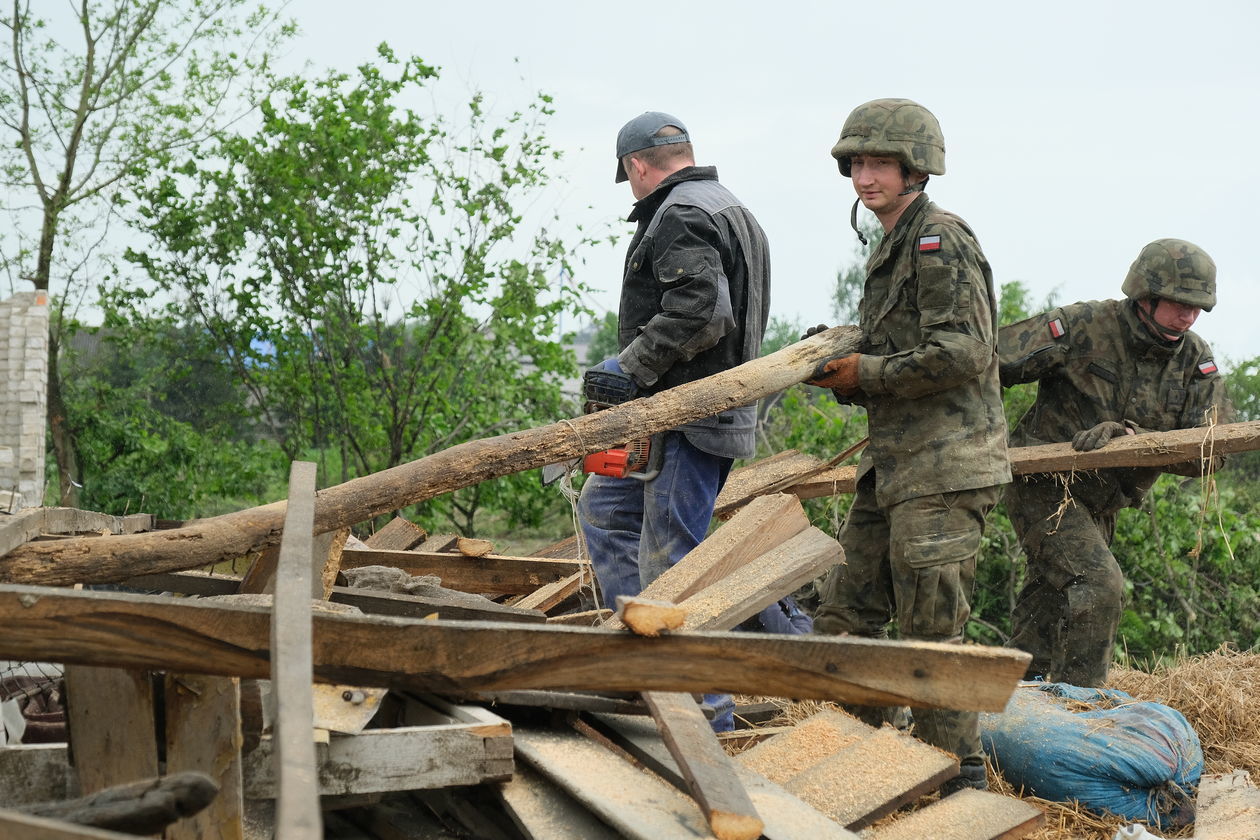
[894,527,980,638]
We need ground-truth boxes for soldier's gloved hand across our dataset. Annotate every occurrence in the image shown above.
[800,323,829,341]
[1072,420,1128,451]
[806,354,861,396]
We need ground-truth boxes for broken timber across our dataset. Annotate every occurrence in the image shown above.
[0,326,861,584]
[0,584,1030,710]
[712,419,1260,513]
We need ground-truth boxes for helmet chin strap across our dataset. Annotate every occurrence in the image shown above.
[850,175,929,246]
[1135,297,1186,343]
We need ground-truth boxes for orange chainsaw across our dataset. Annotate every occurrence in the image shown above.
[541,366,661,484]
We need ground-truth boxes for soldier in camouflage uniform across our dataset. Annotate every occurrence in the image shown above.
[806,99,1011,793]
[1000,239,1229,687]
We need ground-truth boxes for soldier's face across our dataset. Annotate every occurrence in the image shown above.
[849,155,916,217]
[1145,299,1202,339]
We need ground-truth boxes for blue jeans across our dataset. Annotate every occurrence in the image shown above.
[579,432,807,732]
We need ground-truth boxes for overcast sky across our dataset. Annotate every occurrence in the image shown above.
[289,0,1259,366]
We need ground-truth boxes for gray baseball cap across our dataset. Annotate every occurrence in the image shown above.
[614,111,690,182]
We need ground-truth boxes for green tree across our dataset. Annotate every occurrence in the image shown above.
[584,311,619,367]
[112,47,596,536]
[0,0,291,505]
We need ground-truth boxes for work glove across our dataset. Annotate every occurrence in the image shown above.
[800,323,829,341]
[584,357,639,403]
[590,357,624,375]
[1072,420,1128,451]
[806,353,861,396]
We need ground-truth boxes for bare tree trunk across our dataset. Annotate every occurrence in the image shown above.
[47,331,80,508]
[0,327,863,584]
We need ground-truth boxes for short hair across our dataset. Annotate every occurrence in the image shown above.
[623,125,694,173]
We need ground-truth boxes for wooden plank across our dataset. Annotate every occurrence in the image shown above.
[1195,771,1260,840]
[0,584,1032,710]
[513,569,591,613]
[271,461,321,839]
[679,527,842,630]
[642,691,763,840]
[0,325,863,584]
[864,788,1044,840]
[340,547,584,595]
[529,533,584,559]
[236,546,279,594]
[712,451,824,517]
[735,708,873,785]
[783,726,957,829]
[63,666,158,795]
[0,743,71,807]
[605,494,809,632]
[242,715,513,797]
[546,608,612,625]
[616,595,686,636]
[363,517,427,552]
[587,712,862,840]
[0,509,155,559]
[414,533,458,553]
[731,701,783,726]
[123,570,546,623]
[318,527,351,599]
[164,674,244,840]
[0,810,136,839]
[461,689,648,716]
[514,724,717,840]
[793,421,1260,499]
[496,762,621,840]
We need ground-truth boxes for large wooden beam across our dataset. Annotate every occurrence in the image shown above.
[791,421,1260,499]
[338,547,584,595]
[0,584,1028,711]
[0,327,860,584]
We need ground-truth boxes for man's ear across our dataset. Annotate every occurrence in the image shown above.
[628,155,648,181]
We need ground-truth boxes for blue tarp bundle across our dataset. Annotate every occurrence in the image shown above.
[980,682,1202,829]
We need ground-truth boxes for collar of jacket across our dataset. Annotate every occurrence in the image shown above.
[1121,298,1180,360]
[627,165,719,223]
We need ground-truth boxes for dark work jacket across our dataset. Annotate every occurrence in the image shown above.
[617,166,770,459]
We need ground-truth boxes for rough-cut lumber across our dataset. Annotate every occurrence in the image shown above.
[164,674,243,840]
[1194,771,1260,840]
[0,508,154,558]
[63,666,158,795]
[0,584,1030,709]
[790,420,1260,500]
[363,516,427,551]
[736,708,873,784]
[783,726,958,829]
[604,494,809,632]
[512,569,590,613]
[461,690,648,716]
[515,724,716,840]
[713,438,867,519]
[270,461,321,840]
[546,607,612,625]
[496,762,622,840]
[641,691,764,840]
[0,744,71,807]
[243,698,512,797]
[0,809,137,839]
[339,547,584,595]
[19,772,218,835]
[529,533,583,559]
[122,569,546,623]
[863,788,1044,840]
[678,526,842,630]
[0,327,860,583]
[616,595,687,636]
[586,712,861,840]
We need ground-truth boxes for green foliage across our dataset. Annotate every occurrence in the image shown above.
[57,322,280,518]
[584,312,620,367]
[110,46,596,536]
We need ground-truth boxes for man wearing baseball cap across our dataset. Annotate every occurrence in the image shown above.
[579,114,792,721]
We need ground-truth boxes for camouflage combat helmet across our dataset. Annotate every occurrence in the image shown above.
[1121,239,1216,311]
[831,98,945,177]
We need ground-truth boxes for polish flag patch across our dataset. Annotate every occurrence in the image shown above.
[1199,359,1218,375]
[918,234,941,252]
[1048,317,1067,338]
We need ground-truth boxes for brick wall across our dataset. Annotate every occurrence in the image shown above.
[0,291,48,509]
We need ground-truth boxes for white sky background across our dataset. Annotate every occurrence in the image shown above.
[286,0,1258,364]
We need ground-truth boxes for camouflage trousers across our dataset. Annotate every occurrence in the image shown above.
[1005,476,1123,687]
[813,472,1001,762]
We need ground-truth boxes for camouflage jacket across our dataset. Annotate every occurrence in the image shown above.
[848,194,1011,506]
[999,298,1229,511]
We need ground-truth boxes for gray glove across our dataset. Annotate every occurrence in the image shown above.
[1072,421,1127,451]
